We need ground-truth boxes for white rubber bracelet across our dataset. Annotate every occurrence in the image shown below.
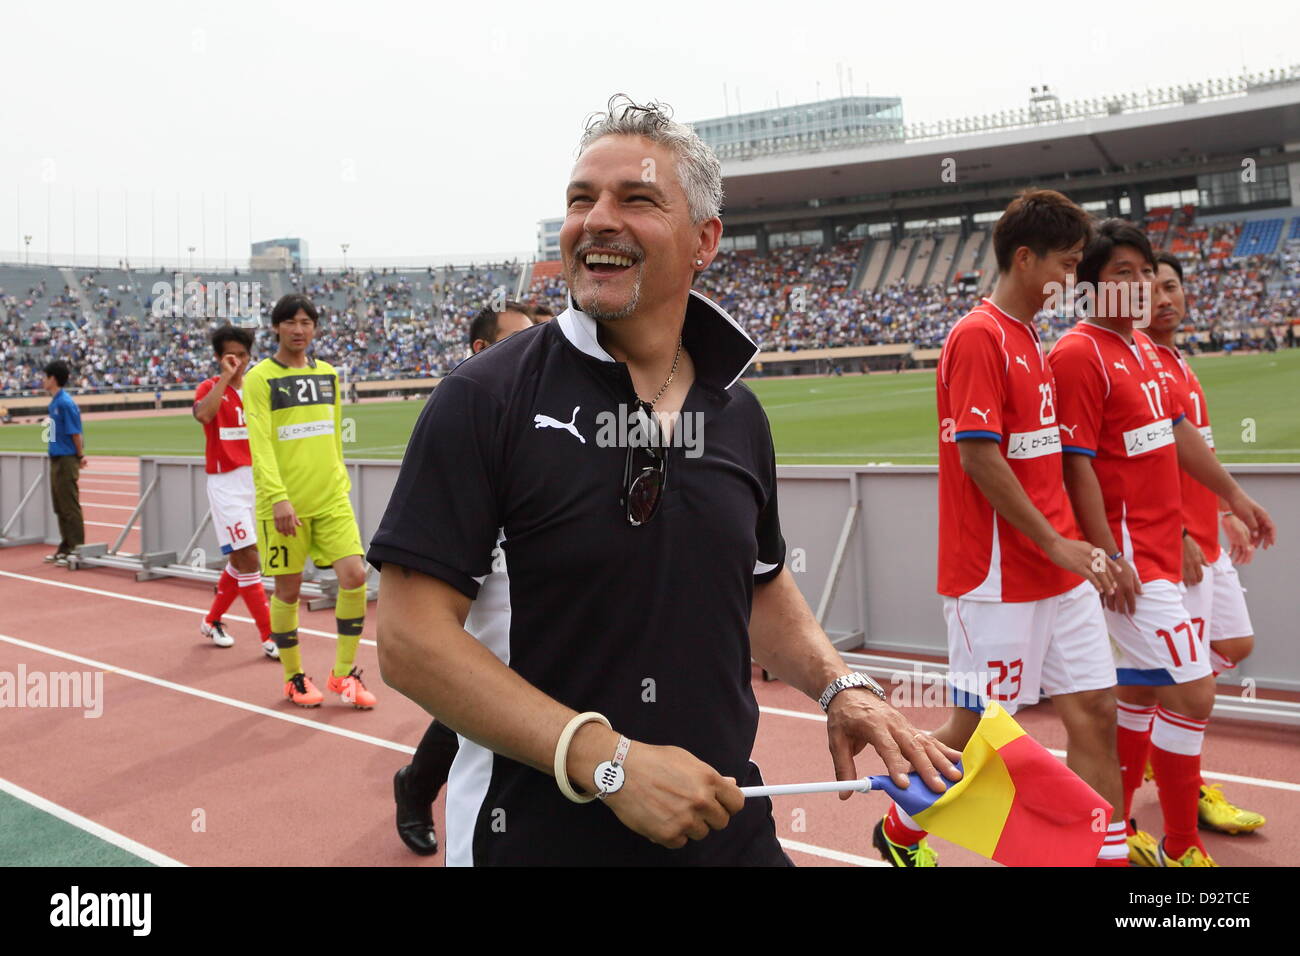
[553,712,611,804]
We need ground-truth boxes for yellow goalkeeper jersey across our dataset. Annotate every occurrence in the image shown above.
[242,355,351,519]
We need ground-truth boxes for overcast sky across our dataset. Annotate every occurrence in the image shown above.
[2,0,1295,269]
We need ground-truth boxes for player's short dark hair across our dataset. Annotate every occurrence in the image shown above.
[469,301,532,345]
[528,303,553,320]
[271,293,319,326]
[992,188,1093,273]
[1076,218,1156,290]
[211,323,254,357]
[43,359,70,387]
[1154,250,1184,283]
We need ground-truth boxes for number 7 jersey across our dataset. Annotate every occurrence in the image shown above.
[241,355,351,519]
[1048,322,1185,584]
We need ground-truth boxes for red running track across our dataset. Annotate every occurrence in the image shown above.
[2,538,1298,867]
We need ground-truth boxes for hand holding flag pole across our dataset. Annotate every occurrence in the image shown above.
[740,704,1113,867]
[741,778,877,798]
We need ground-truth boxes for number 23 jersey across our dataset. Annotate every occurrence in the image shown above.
[937,299,1082,602]
[242,355,351,519]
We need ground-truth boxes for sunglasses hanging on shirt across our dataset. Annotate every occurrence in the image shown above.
[622,400,668,526]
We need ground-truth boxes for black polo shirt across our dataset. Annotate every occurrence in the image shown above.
[368,290,788,866]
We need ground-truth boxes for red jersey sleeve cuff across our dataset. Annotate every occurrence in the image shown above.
[954,429,1002,441]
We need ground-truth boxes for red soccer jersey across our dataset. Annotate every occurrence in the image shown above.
[936,299,1083,602]
[1154,343,1221,563]
[1048,323,1186,584]
[194,377,252,474]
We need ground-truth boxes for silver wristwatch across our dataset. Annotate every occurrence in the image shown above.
[818,672,886,712]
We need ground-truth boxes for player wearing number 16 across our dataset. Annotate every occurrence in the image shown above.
[192,324,277,660]
[243,294,377,710]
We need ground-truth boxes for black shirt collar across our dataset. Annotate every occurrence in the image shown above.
[554,289,758,390]
[269,355,317,370]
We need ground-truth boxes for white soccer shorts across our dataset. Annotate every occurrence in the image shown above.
[1110,578,1213,686]
[944,580,1115,716]
[207,467,257,555]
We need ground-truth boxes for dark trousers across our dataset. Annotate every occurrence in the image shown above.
[49,455,85,554]
[407,720,460,803]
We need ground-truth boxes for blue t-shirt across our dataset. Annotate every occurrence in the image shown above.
[47,390,82,457]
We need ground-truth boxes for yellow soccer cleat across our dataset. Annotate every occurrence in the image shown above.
[1143,761,1154,783]
[1157,839,1218,867]
[1127,820,1160,867]
[872,818,938,867]
[1199,784,1265,834]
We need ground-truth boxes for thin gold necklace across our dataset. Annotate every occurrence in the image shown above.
[647,335,682,408]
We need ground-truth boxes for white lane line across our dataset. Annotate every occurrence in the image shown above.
[80,478,139,486]
[757,705,1300,794]
[0,569,370,645]
[5,570,1295,794]
[79,502,138,511]
[0,774,185,867]
[780,838,888,867]
[86,520,137,530]
[0,632,413,755]
[77,489,140,497]
[1,632,871,867]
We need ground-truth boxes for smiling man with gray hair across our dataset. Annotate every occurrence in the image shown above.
[368,94,961,866]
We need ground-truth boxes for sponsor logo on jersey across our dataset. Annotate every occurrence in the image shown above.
[1006,425,1062,460]
[218,426,249,441]
[1122,419,1175,457]
[277,419,335,441]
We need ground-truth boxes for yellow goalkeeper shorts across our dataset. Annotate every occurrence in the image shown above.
[258,500,363,577]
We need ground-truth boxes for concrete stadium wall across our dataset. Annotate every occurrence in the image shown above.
[4,453,1297,691]
[776,463,1300,694]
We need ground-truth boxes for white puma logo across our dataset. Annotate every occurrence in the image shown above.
[970,406,991,423]
[1113,360,1129,373]
[1014,355,1030,372]
[534,406,585,444]
[1060,423,1078,438]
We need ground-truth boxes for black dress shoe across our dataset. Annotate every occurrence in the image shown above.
[393,765,438,855]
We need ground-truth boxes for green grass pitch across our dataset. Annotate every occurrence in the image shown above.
[2,350,1297,464]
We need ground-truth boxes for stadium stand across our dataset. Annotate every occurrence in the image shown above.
[5,206,1300,399]
[1234,218,1285,257]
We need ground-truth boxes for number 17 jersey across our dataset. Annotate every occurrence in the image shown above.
[1048,323,1185,584]
[242,355,351,519]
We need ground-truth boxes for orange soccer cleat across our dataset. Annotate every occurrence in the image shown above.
[284,673,323,708]
[326,667,377,709]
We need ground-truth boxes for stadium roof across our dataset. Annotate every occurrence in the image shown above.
[719,71,1300,218]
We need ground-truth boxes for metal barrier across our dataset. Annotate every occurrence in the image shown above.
[4,451,1298,715]
[0,453,56,547]
[69,456,400,610]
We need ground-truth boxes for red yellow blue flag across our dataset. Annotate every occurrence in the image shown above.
[870,703,1112,866]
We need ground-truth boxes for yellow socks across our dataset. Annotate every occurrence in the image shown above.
[271,595,302,681]
[333,585,367,678]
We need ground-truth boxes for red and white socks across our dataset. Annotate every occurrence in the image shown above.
[882,802,927,847]
[204,563,272,643]
[1097,820,1128,866]
[1149,706,1209,859]
[1116,701,1155,823]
